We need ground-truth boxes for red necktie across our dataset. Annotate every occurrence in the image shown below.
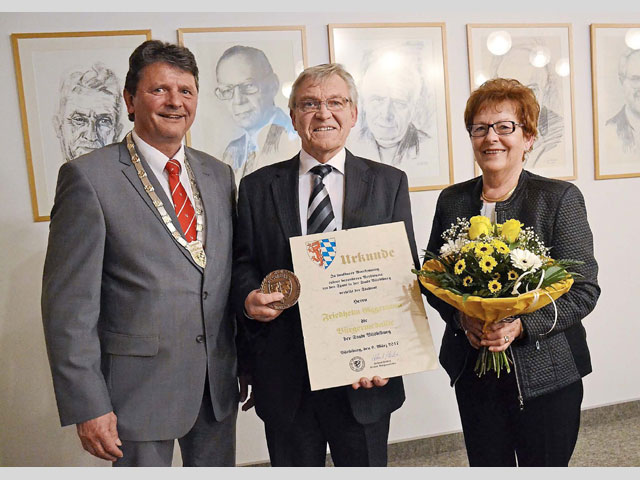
[164,159,197,242]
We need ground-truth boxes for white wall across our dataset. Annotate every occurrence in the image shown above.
[1,5,639,467]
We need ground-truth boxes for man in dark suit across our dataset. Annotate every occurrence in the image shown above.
[233,63,419,467]
[42,40,239,466]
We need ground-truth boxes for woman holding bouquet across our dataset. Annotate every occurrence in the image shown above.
[424,78,600,466]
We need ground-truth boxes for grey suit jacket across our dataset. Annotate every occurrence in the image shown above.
[232,150,419,427]
[42,139,239,441]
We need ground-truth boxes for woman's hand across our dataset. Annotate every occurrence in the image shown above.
[481,318,523,352]
[458,313,485,349]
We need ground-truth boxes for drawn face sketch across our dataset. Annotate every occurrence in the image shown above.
[493,45,563,167]
[360,55,422,149]
[621,50,640,117]
[53,63,123,162]
[215,48,279,134]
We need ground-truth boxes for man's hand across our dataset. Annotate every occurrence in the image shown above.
[244,289,284,322]
[239,374,255,412]
[351,376,389,390]
[76,411,123,462]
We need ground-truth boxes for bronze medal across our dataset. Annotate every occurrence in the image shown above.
[261,269,301,310]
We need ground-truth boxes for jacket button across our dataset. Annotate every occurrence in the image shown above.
[203,291,209,299]
[196,335,205,343]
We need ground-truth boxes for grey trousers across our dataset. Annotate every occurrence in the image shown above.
[113,383,238,467]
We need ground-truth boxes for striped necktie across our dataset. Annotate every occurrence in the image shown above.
[307,164,337,235]
[164,159,197,242]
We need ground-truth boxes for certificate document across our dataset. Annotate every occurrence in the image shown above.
[290,222,437,391]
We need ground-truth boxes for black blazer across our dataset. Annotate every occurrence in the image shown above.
[232,150,419,427]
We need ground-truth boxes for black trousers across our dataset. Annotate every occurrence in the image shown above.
[455,354,583,467]
[264,386,390,467]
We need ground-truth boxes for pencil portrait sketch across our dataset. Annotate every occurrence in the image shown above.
[356,45,438,171]
[592,24,640,179]
[215,45,298,181]
[604,49,640,156]
[490,41,564,169]
[11,30,150,221]
[178,26,306,187]
[53,63,124,163]
[468,25,576,180]
[329,23,453,191]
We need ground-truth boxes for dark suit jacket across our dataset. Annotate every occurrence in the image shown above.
[42,139,239,441]
[232,149,419,427]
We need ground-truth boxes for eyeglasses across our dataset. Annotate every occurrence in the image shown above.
[467,121,525,137]
[215,82,259,100]
[295,97,351,113]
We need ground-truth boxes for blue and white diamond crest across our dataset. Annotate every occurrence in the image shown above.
[320,238,336,269]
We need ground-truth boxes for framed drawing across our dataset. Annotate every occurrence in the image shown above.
[11,29,151,222]
[591,24,640,179]
[328,23,453,191]
[467,24,577,180]
[178,26,306,187]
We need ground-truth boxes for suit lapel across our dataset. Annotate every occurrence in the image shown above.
[271,156,302,240]
[343,150,373,229]
[186,148,217,263]
[119,139,203,271]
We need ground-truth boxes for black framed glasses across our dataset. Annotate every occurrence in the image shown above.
[215,81,260,100]
[295,97,351,113]
[466,121,525,137]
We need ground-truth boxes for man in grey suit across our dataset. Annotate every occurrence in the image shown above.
[233,64,419,466]
[42,40,240,466]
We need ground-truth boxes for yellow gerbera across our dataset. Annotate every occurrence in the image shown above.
[488,279,502,293]
[491,239,510,254]
[461,242,476,253]
[493,272,501,280]
[507,270,518,280]
[479,255,497,273]
[454,259,466,275]
[474,243,495,257]
[463,276,473,287]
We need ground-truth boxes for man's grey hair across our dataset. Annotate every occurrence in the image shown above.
[57,62,122,120]
[288,63,358,110]
[618,48,640,83]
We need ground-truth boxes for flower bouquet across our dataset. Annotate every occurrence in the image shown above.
[414,215,582,377]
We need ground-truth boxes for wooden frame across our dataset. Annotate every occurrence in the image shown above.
[591,24,640,180]
[328,22,454,192]
[11,29,151,222]
[467,24,577,180]
[178,26,307,186]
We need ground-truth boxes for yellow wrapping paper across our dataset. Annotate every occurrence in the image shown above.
[419,259,574,324]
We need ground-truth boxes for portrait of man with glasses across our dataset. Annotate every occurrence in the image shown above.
[215,45,299,182]
[604,48,640,159]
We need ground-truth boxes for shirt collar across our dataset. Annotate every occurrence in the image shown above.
[132,130,185,169]
[299,148,346,176]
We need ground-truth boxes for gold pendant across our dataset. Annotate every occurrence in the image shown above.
[186,240,207,268]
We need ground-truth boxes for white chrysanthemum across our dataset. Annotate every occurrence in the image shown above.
[510,248,542,272]
[439,238,466,257]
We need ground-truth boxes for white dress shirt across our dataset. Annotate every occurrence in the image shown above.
[298,148,345,235]
[132,130,204,242]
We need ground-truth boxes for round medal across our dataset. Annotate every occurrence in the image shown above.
[261,269,301,310]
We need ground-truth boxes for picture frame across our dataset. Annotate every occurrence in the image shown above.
[467,24,577,180]
[591,24,640,180]
[178,26,307,187]
[328,23,454,192]
[11,29,151,222]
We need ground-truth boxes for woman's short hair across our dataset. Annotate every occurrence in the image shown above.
[464,77,540,140]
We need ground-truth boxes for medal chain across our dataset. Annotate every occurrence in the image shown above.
[125,131,207,267]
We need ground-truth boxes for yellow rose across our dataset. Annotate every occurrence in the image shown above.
[470,215,492,228]
[468,222,490,240]
[501,219,522,243]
